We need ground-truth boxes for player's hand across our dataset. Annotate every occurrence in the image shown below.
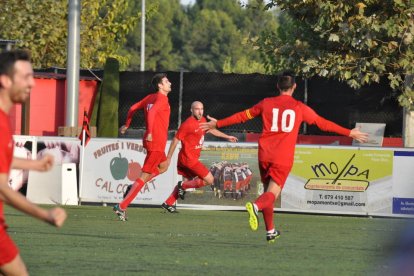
[46,207,67,228]
[36,154,54,171]
[350,127,369,143]
[200,115,217,131]
[120,125,128,135]
[227,136,238,143]
[146,133,153,142]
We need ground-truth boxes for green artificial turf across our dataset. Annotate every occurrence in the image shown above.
[4,205,406,276]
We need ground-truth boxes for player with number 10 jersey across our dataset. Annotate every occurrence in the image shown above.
[218,94,350,169]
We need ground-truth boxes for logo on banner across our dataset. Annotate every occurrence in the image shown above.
[110,153,142,181]
[93,142,149,195]
[305,154,369,192]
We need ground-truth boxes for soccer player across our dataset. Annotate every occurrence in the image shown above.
[0,50,67,275]
[114,73,172,221]
[200,72,368,243]
[161,101,238,213]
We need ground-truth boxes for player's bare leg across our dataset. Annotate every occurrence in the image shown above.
[0,254,28,276]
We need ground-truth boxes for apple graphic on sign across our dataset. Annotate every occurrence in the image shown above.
[110,153,129,180]
[127,160,142,181]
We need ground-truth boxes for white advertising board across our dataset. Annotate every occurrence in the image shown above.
[79,138,177,205]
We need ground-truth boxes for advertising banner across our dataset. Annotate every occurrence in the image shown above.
[12,134,413,217]
[9,135,36,192]
[392,151,414,215]
[282,146,393,214]
[79,138,176,204]
[181,142,266,207]
[36,137,81,166]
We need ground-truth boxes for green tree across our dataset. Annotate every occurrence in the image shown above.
[120,0,278,73]
[121,0,183,71]
[183,9,242,72]
[184,0,277,73]
[255,0,414,110]
[0,0,140,69]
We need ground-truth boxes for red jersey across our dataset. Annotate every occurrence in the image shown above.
[125,92,170,151]
[176,116,206,166]
[217,95,350,166]
[0,109,14,229]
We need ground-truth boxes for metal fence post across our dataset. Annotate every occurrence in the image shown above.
[178,69,184,126]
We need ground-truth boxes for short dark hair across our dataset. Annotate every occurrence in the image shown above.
[277,71,296,91]
[151,73,167,90]
[0,50,31,78]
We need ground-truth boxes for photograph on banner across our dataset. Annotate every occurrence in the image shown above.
[9,135,35,193]
[283,146,393,214]
[181,142,279,207]
[36,137,81,166]
[80,139,176,204]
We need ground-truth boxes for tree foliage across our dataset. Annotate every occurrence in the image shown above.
[121,0,183,71]
[121,0,278,73]
[255,0,414,109]
[0,0,141,69]
[183,0,278,73]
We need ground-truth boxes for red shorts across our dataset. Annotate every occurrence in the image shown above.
[0,227,19,266]
[223,180,232,190]
[142,151,167,175]
[259,162,292,189]
[177,160,209,180]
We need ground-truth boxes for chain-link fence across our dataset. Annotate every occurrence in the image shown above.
[119,71,402,137]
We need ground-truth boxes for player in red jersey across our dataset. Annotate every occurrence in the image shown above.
[161,101,237,213]
[201,72,368,243]
[113,73,172,221]
[0,50,67,275]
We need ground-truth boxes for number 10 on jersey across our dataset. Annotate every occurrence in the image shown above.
[271,108,295,132]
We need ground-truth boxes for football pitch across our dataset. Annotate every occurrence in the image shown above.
[5,205,406,275]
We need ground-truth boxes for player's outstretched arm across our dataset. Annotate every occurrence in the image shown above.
[200,115,218,131]
[0,174,67,227]
[208,129,238,142]
[349,127,369,143]
[11,154,54,172]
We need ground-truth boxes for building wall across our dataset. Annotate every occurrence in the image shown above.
[10,77,99,136]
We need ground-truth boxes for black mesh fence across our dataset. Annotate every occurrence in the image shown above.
[119,71,402,137]
[34,68,403,137]
[306,77,402,137]
[180,72,306,133]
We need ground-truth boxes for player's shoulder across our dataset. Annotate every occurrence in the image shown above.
[179,116,193,128]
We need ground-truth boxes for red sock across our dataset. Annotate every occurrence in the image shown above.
[254,192,275,211]
[120,178,145,210]
[165,185,179,205]
[182,178,204,189]
[262,206,275,231]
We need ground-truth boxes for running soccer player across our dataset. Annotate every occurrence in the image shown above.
[0,50,67,275]
[161,101,237,213]
[200,72,368,243]
[113,73,172,221]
